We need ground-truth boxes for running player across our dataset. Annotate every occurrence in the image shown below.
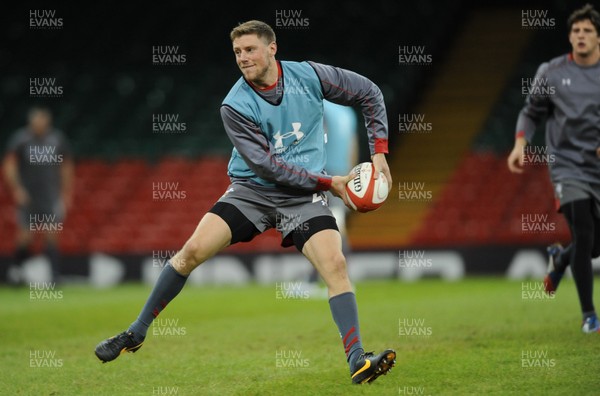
[3,107,74,284]
[507,4,600,333]
[95,20,396,384]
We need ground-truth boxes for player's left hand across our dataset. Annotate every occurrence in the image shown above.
[596,147,600,158]
[371,153,392,192]
[331,172,355,209]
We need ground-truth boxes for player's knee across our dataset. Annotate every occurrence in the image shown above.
[182,238,212,268]
[325,252,348,278]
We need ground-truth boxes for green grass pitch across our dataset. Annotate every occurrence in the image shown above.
[1,278,599,395]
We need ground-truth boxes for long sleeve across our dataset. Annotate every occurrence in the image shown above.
[515,62,552,142]
[308,61,389,155]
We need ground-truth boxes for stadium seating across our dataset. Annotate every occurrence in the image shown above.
[410,151,570,246]
[0,3,577,256]
[0,149,570,257]
[0,157,288,255]
[347,7,577,250]
[347,8,536,249]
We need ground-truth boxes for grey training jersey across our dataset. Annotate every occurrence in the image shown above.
[220,61,389,191]
[6,127,71,205]
[516,54,600,184]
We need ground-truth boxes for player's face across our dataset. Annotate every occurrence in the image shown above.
[232,34,277,86]
[29,112,52,136]
[569,19,600,58]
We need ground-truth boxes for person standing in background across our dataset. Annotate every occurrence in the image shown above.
[3,106,74,284]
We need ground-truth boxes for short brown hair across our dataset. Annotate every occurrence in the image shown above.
[230,20,276,44]
[568,4,600,34]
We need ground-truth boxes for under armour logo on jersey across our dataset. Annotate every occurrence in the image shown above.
[561,78,571,86]
[273,122,304,150]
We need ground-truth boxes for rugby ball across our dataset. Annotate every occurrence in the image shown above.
[345,162,389,212]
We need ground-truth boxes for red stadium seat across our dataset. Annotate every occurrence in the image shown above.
[410,151,570,247]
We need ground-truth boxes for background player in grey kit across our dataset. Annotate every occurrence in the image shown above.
[507,4,600,333]
[95,20,396,384]
[3,107,74,284]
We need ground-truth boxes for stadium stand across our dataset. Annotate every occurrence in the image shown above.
[348,8,536,249]
[1,2,464,256]
[0,2,574,258]
[397,7,572,248]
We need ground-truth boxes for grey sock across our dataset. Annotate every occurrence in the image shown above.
[329,291,364,371]
[128,262,187,342]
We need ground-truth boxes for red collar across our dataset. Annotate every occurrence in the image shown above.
[248,61,282,91]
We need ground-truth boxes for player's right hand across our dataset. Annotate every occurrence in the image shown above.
[507,137,527,174]
[331,171,357,209]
